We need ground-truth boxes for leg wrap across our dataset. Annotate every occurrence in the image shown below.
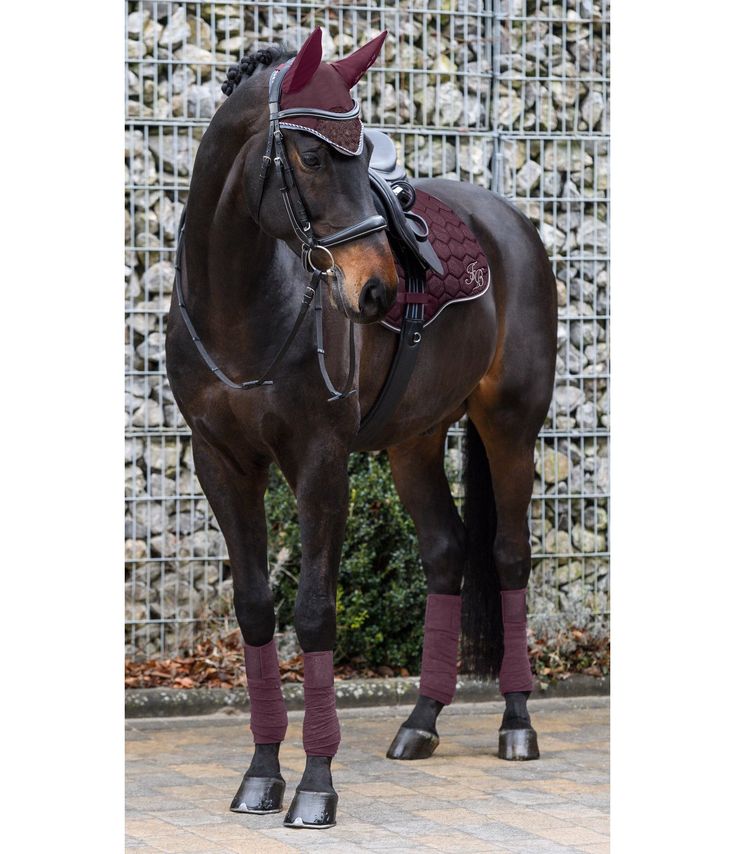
[419,593,462,705]
[498,588,534,694]
[244,640,288,744]
[302,650,340,757]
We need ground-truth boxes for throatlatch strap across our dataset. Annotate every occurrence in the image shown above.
[302,651,341,756]
[244,640,288,744]
[498,588,534,694]
[419,593,462,705]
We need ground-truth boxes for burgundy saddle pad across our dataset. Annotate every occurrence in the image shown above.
[381,188,490,333]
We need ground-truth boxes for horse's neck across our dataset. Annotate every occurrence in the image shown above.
[183,138,299,358]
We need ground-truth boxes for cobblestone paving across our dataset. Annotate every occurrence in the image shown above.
[126,697,609,853]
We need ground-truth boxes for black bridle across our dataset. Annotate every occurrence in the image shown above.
[256,61,387,269]
[174,58,388,400]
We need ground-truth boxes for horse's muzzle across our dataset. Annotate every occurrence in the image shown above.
[330,269,396,324]
[358,277,393,321]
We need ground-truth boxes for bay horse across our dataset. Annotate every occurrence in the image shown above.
[166,29,557,829]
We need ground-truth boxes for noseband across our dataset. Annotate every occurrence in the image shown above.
[174,59,388,401]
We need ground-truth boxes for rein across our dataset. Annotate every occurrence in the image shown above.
[174,58,386,402]
[174,211,355,400]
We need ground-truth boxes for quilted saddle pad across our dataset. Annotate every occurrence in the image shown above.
[380,188,490,333]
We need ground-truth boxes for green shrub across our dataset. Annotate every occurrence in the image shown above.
[265,452,426,671]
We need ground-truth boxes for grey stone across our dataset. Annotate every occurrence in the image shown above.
[413,141,457,176]
[141,260,175,297]
[575,401,598,429]
[126,465,146,497]
[584,504,608,531]
[579,217,609,253]
[177,530,227,559]
[159,7,190,49]
[515,159,542,193]
[186,83,219,119]
[536,448,570,484]
[539,222,566,254]
[125,539,148,562]
[458,142,490,176]
[582,90,605,129]
[545,143,593,173]
[136,332,166,364]
[132,399,163,429]
[146,443,180,472]
[148,134,197,176]
[554,385,584,412]
[572,524,606,553]
[134,502,167,537]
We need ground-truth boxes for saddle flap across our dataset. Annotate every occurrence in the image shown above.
[369,170,445,276]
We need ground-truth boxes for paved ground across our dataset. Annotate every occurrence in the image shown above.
[126,697,609,853]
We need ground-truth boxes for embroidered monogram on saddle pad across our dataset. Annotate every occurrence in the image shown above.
[381,189,490,333]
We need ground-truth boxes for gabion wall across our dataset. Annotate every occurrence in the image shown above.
[125,0,610,658]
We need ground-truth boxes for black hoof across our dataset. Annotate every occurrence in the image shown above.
[283,790,338,829]
[498,727,540,761]
[229,775,286,814]
[386,727,439,760]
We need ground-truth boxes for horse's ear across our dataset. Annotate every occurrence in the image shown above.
[281,28,323,95]
[331,30,387,89]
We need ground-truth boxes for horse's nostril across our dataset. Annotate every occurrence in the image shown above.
[359,277,388,313]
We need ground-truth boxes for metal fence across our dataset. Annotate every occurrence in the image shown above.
[125,0,610,658]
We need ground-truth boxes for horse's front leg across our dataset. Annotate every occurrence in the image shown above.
[281,451,349,830]
[188,436,288,814]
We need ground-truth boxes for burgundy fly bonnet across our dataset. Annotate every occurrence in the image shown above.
[276,28,387,156]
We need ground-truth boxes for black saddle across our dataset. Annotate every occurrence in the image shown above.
[366,128,407,182]
[366,129,443,277]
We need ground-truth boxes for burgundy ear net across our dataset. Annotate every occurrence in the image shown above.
[330,30,388,88]
[281,27,388,95]
[281,27,323,94]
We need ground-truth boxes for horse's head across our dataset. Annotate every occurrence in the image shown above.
[237,29,398,324]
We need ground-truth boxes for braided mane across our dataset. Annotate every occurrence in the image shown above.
[221,45,296,96]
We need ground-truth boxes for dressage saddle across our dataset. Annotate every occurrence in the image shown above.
[365,130,443,278]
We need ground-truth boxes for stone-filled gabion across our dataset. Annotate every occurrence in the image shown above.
[125,1,610,658]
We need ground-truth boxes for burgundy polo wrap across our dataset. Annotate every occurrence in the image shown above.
[498,588,534,694]
[244,639,288,744]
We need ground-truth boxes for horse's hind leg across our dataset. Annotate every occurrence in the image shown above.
[189,436,288,812]
[467,398,543,761]
[384,421,466,760]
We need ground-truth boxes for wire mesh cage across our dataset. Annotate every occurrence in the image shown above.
[125,0,610,658]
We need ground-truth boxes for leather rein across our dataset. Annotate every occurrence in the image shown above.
[174,59,387,401]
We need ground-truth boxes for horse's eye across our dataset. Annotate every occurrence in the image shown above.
[301,151,321,169]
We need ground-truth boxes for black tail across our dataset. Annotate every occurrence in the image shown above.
[461,419,503,678]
